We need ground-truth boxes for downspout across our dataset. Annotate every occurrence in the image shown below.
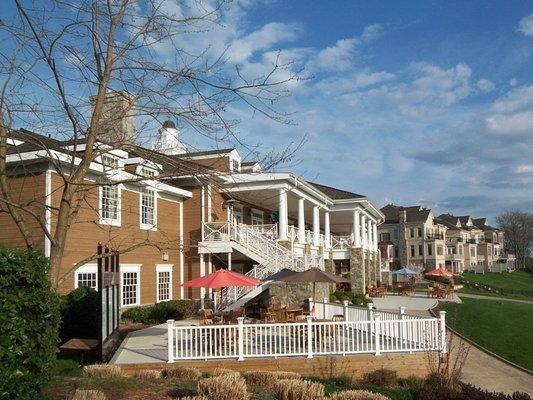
[44,169,52,258]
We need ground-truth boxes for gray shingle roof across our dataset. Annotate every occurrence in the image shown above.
[307,182,364,200]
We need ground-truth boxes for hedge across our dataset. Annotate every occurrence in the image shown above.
[121,299,198,324]
[0,246,61,399]
[59,286,99,343]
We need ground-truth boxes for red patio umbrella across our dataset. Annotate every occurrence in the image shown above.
[182,268,261,289]
[425,267,453,277]
[182,269,261,314]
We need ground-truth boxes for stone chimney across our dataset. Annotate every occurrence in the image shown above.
[153,120,187,155]
[91,90,136,145]
[398,210,408,267]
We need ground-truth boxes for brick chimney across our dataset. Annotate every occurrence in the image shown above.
[91,90,135,145]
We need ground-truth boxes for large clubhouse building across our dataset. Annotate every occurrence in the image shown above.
[2,116,384,309]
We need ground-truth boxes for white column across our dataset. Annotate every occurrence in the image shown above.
[373,222,378,251]
[353,209,360,246]
[367,218,373,250]
[179,200,184,299]
[361,214,367,249]
[227,251,232,271]
[278,188,288,240]
[312,205,320,246]
[324,211,330,248]
[298,198,305,244]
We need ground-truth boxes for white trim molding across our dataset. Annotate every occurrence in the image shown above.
[156,264,173,303]
[73,263,98,290]
[121,264,142,307]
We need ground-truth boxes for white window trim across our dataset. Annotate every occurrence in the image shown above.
[99,184,122,227]
[121,264,141,307]
[229,152,242,172]
[74,264,98,290]
[251,208,264,225]
[156,264,173,303]
[139,188,158,231]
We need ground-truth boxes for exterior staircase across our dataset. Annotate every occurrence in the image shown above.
[203,222,319,310]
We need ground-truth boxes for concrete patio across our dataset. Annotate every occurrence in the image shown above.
[370,292,461,312]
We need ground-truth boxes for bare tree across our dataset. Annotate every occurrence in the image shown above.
[496,210,533,270]
[0,0,303,288]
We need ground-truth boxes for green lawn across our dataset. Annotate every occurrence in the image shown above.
[440,297,533,371]
[461,270,533,298]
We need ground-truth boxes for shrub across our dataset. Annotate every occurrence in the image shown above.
[71,389,107,400]
[177,397,208,400]
[212,367,238,376]
[162,366,202,382]
[243,371,300,391]
[418,372,460,400]
[398,376,423,400]
[121,300,198,324]
[0,247,61,399]
[83,364,123,378]
[362,369,399,388]
[329,390,391,400]
[198,374,249,400]
[134,369,162,380]
[361,386,412,400]
[60,286,99,342]
[459,383,531,400]
[273,378,325,400]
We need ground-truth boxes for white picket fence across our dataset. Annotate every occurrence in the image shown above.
[166,300,446,363]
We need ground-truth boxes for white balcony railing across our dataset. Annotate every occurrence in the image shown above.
[331,235,353,250]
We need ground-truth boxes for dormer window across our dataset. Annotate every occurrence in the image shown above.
[102,154,119,170]
[140,167,156,179]
[231,158,241,172]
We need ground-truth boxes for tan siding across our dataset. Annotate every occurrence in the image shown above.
[50,173,182,304]
[0,173,46,250]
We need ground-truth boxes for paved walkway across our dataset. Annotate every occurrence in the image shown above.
[451,333,533,395]
[457,292,533,304]
[371,293,460,311]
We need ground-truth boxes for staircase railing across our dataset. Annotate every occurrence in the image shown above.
[204,221,323,308]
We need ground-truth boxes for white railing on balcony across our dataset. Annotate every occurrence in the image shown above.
[331,235,353,250]
[204,221,324,308]
[166,303,445,362]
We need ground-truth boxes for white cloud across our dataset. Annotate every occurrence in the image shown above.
[227,22,301,64]
[516,164,533,173]
[510,78,518,87]
[314,71,395,95]
[518,13,533,36]
[486,111,533,134]
[477,79,495,92]
[307,24,383,72]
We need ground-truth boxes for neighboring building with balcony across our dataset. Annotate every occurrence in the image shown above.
[378,205,448,273]
[438,214,515,273]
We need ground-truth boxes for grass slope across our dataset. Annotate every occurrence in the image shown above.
[440,297,533,371]
[462,271,533,292]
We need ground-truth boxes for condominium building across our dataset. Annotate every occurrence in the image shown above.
[377,204,515,275]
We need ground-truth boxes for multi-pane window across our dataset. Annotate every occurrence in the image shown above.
[102,154,119,170]
[417,227,422,237]
[251,210,263,226]
[418,244,423,257]
[427,244,433,256]
[157,267,172,302]
[410,228,414,238]
[437,245,443,255]
[140,168,156,178]
[410,245,415,257]
[122,271,139,306]
[470,247,476,257]
[101,185,119,221]
[77,272,97,289]
[231,158,241,172]
[380,233,391,242]
[141,188,156,227]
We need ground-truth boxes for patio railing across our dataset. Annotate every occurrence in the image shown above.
[167,301,446,362]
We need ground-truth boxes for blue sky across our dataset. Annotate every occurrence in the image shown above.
[2,1,532,223]
[174,0,532,223]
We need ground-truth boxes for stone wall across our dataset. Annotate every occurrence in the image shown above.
[349,247,365,294]
[268,281,329,309]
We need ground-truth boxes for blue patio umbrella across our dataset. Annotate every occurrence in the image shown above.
[392,267,418,276]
